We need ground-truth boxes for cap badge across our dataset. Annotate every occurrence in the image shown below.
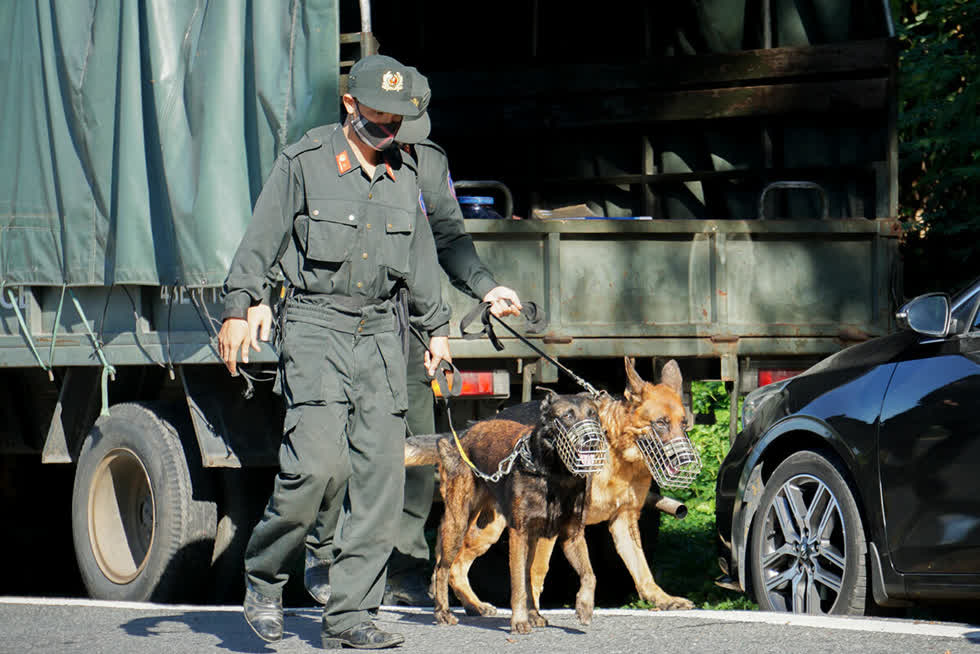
[381,71,403,92]
[410,97,420,107]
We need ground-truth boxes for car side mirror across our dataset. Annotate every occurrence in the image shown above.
[895,293,950,337]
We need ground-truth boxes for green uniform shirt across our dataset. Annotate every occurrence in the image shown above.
[223,124,449,337]
[413,140,498,301]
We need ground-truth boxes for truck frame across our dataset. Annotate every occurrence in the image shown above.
[0,0,900,603]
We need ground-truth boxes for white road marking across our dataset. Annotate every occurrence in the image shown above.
[0,599,976,640]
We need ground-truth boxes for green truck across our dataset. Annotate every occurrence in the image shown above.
[0,1,900,603]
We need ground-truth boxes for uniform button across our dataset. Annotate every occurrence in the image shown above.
[357,327,363,333]
[362,252,368,259]
[387,223,393,229]
[368,193,373,199]
[348,214,355,221]
[356,281,363,288]
[359,320,366,326]
[366,223,371,229]
[313,209,319,216]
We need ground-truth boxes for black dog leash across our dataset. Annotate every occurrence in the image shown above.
[459,300,602,398]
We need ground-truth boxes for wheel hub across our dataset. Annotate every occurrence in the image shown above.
[88,448,156,584]
[759,473,847,614]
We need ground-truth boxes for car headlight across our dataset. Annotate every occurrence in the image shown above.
[740,380,788,431]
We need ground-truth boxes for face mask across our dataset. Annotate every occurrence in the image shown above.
[348,103,400,151]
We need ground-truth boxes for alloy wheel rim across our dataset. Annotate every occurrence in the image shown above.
[88,448,155,584]
[759,473,847,614]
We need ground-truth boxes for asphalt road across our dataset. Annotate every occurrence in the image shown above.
[1,598,979,654]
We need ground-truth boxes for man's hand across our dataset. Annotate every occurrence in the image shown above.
[483,286,522,318]
[248,303,274,344]
[218,318,250,376]
[424,335,452,378]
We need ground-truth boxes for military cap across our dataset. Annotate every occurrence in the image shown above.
[348,55,431,143]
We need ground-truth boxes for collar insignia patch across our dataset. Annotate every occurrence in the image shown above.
[336,150,352,174]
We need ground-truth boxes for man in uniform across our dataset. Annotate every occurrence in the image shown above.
[218,54,450,649]
[245,70,525,608]
[299,69,524,607]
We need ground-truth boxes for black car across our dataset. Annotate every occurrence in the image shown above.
[715,278,980,615]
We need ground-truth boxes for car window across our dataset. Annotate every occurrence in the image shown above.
[954,287,980,333]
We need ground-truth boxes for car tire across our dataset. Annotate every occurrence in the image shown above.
[71,402,216,602]
[749,450,867,615]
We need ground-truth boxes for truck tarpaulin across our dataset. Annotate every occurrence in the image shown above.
[0,0,339,288]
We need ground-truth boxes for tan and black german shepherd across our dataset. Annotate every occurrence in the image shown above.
[405,391,600,634]
[422,357,694,612]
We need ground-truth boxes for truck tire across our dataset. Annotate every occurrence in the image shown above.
[71,402,216,603]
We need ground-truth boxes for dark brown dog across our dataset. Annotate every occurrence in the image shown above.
[439,357,694,611]
[406,391,599,634]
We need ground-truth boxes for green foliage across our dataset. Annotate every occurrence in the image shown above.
[897,0,980,295]
[624,381,758,611]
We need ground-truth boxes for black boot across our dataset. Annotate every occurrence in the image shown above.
[243,583,284,642]
[383,569,433,607]
[305,549,332,605]
[322,621,405,649]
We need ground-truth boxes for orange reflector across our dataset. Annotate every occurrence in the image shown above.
[431,370,509,399]
[758,369,803,387]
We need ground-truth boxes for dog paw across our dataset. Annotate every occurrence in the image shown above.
[510,619,533,635]
[434,609,459,625]
[462,602,497,617]
[662,595,695,610]
[529,611,548,628]
[647,595,695,610]
[575,603,594,626]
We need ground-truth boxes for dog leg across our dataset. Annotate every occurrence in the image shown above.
[608,512,694,610]
[526,534,548,628]
[560,529,595,626]
[508,527,533,634]
[529,535,557,612]
[451,510,504,617]
[433,466,475,625]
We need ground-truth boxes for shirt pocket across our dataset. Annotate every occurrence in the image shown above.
[382,207,414,278]
[299,201,359,263]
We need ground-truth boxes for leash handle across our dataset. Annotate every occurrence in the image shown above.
[408,324,462,397]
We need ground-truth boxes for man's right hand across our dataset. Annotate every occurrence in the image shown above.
[218,318,250,376]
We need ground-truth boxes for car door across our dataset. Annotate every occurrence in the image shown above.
[878,286,980,574]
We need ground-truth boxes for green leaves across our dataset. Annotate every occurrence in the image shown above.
[898,0,980,294]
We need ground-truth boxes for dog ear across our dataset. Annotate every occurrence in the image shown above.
[537,386,559,411]
[624,356,645,401]
[660,359,683,396]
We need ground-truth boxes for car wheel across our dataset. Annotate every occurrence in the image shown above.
[749,450,867,615]
[71,402,216,602]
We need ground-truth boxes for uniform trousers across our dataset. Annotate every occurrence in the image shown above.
[245,299,407,634]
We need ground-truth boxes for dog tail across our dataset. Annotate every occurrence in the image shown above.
[404,432,448,467]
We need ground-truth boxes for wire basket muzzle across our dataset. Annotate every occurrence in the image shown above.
[637,429,702,490]
[554,418,608,476]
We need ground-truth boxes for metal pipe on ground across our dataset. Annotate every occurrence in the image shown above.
[650,493,687,520]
